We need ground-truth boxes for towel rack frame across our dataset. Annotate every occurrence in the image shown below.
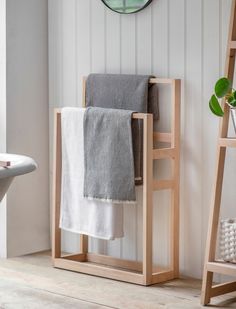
[52,77,181,286]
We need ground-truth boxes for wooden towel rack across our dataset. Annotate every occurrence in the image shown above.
[52,77,181,286]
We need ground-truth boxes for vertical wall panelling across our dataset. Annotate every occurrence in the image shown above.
[105,10,120,74]
[152,0,168,77]
[49,0,233,278]
[76,0,91,104]
[49,0,62,252]
[105,8,122,258]
[202,0,221,280]
[151,0,170,268]
[120,14,137,261]
[0,0,7,257]
[61,0,81,254]
[136,4,152,262]
[91,1,106,73]
[7,0,50,257]
[0,0,6,153]
[168,0,185,271]
[62,0,76,107]
[120,15,136,74]
[90,0,106,254]
[184,0,203,278]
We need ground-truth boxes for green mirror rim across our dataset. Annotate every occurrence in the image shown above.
[101,0,153,14]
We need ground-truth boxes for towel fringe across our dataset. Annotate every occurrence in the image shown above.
[84,196,137,205]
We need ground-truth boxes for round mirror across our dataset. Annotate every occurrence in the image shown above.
[102,0,152,14]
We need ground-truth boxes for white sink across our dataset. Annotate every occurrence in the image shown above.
[0,153,37,202]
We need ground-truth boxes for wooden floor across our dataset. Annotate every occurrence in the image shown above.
[0,252,235,308]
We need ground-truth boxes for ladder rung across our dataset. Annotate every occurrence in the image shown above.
[219,138,236,147]
[153,179,174,191]
[153,148,175,160]
[207,261,236,277]
[230,40,236,49]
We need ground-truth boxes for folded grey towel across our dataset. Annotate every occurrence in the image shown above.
[85,73,159,185]
[84,107,136,203]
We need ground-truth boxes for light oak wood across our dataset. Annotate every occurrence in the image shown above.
[153,132,172,143]
[151,270,174,284]
[219,137,236,147]
[210,281,236,297]
[62,253,87,262]
[149,78,174,84]
[153,148,176,160]
[54,258,144,285]
[82,76,175,86]
[52,110,62,259]
[153,179,174,191]
[142,113,153,285]
[207,261,236,277]
[201,0,236,305]
[52,77,180,286]
[80,80,89,255]
[170,79,181,278]
[86,253,142,272]
[229,40,236,49]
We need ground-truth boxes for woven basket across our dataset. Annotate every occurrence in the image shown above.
[220,218,236,262]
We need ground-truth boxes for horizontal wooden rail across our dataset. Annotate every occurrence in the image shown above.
[87,253,142,272]
[62,253,86,262]
[153,179,174,191]
[219,137,236,147]
[152,270,174,284]
[153,148,176,160]
[153,132,171,143]
[207,261,236,276]
[54,258,144,285]
[55,108,149,121]
[230,40,236,49]
[149,78,176,84]
[210,281,236,298]
[83,76,178,85]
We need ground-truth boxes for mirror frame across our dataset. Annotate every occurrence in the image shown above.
[101,0,153,14]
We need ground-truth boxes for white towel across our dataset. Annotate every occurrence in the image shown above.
[60,107,124,240]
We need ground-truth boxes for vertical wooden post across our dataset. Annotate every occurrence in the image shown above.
[80,77,89,254]
[170,80,181,277]
[142,114,153,285]
[52,110,62,260]
[80,235,88,254]
[201,270,213,305]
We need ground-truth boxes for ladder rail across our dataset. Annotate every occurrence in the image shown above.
[201,0,236,305]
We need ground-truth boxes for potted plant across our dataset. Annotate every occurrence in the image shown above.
[209,77,236,132]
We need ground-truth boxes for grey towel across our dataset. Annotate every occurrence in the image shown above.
[84,107,136,203]
[85,73,159,184]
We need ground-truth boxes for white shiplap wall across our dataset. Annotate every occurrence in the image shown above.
[48,0,234,278]
[6,0,50,257]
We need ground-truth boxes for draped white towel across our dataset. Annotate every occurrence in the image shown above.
[60,107,124,240]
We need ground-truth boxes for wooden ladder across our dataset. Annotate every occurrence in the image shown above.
[201,0,236,305]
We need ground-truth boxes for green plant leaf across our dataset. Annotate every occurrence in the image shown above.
[230,99,236,107]
[228,95,234,103]
[209,94,224,116]
[215,77,231,98]
[226,94,236,107]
